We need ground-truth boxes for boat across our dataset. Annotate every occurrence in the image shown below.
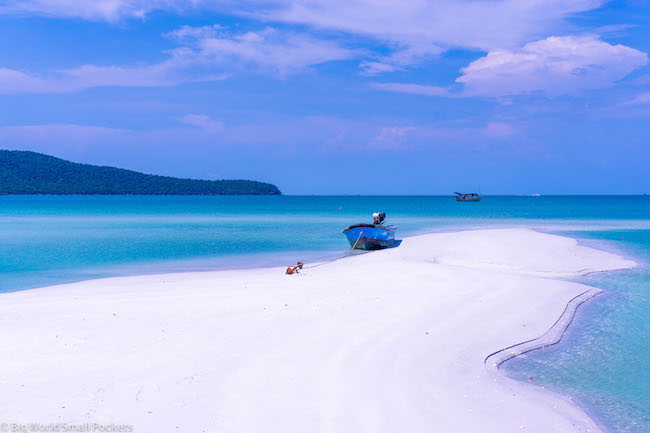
[454,192,483,202]
[342,212,396,250]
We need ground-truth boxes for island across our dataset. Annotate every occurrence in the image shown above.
[0,150,281,195]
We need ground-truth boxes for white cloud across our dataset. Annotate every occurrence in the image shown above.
[167,24,225,40]
[0,0,605,39]
[370,126,415,149]
[482,122,514,138]
[2,1,645,98]
[623,92,650,106]
[177,114,225,133]
[0,0,180,21]
[360,44,443,75]
[359,62,400,75]
[59,63,174,88]
[456,35,648,97]
[360,121,520,151]
[0,1,609,71]
[371,82,453,97]
[0,24,352,93]
[0,68,51,93]
[170,26,356,76]
[260,1,606,50]
[373,36,648,99]
[0,61,227,94]
[256,1,612,74]
[0,117,526,161]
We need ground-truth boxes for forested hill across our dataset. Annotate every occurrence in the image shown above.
[0,150,281,195]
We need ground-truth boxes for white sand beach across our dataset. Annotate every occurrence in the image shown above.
[0,229,635,433]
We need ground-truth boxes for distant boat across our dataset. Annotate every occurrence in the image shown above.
[454,192,483,202]
[342,212,396,250]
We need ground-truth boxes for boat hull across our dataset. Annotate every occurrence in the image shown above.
[455,197,482,202]
[342,225,396,250]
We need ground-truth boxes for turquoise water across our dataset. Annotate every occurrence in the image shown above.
[504,229,650,433]
[1,195,648,431]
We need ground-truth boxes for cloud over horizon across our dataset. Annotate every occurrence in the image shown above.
[457,35,648,97]
[168,25,357,77]
[0,1,646,98]
[372,36,648,99]
[177,114,225,133]
[1,0,649,195]
[0,1,608,51]
[0,24,355,93]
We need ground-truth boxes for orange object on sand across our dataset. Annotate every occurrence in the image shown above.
[285,262,304,275]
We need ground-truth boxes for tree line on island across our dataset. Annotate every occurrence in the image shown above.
[0,150,281,195]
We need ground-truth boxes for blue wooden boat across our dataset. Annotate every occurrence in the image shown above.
[342,212,396,250]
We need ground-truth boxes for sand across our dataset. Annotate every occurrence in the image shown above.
[0,228,635,433]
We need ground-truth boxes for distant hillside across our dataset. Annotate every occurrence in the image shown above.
[0,150,281,195]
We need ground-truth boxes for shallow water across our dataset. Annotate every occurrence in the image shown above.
[504,229,650,433]
[1,195,649,431]
[2,195,649,292]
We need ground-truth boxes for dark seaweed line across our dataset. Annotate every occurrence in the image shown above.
[484,288,602,371]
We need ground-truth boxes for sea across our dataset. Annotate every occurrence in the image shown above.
[0,195,648,432]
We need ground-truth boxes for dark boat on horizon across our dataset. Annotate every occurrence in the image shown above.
[454,192,483,202]
[342,212,396,250]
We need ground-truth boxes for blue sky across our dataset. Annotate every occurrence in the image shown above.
[0,0,649,194]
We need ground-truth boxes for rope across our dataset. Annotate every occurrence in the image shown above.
[301,230,364,270]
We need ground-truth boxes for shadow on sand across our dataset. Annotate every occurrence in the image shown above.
[386,239,402,249]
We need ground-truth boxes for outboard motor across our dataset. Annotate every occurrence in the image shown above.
[373,212,386,225]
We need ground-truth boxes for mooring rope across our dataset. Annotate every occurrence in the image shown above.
[300,230,364,270]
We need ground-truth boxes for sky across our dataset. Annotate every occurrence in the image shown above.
[0,0,649,194]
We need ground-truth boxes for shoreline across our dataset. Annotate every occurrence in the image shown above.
[486,288,608,431]
[495,265,644,433]
[4,221,639,296]
[485,288,604,372]
[0,228,636,432]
